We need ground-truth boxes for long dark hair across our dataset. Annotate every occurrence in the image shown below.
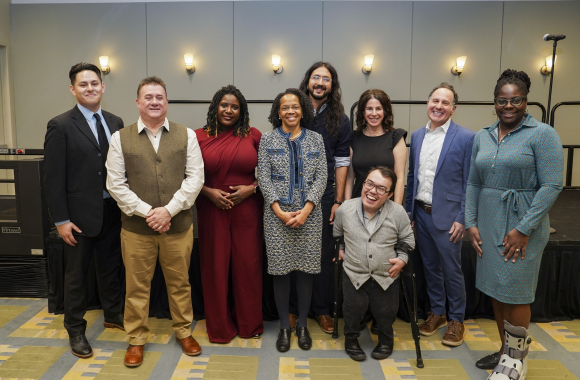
[204,85,250,137]
[299,61,345,137]
[267,88,314,129]
[354,89,394,134]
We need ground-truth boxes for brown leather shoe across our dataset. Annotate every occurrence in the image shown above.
[176,336,202,356]
[289,314,298,332]
[419,311,447,336]
[124,345,144,367]
[315,315,334,334]
[442,320,465,346]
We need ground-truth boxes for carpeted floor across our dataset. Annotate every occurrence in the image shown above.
[1,297,579,379]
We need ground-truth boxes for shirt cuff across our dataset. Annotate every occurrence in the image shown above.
[55,220,70,226]
[136,202,153,218]
[164,200,181,218]
[334,156,350,168]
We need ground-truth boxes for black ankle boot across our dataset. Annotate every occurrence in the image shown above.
[69,334,93,358]
[276,329,291,352]
[296,327,312,350]
[371,343,393,360]
[345,337,366,361]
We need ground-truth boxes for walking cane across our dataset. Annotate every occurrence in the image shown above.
[400,249,424,368]
[332,236,343,339]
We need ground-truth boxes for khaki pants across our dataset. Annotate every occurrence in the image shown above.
[121,225,194,345]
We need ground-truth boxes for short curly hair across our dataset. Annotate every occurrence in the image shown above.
[354,89,394,134]
[204,85,250,137]
[268,88,314,129]
[494,69,531,97]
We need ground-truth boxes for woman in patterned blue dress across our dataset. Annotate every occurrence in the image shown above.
[465,70,563,380]
[257,88,327,352]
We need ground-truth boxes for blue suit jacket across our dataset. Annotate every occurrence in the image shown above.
[405,120,475,231]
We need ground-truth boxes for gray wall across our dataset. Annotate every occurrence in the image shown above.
[8,1,580,182]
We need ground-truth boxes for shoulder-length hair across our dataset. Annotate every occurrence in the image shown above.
[204,85,250,137]
[268,88,314,129]
[354,89,394,134]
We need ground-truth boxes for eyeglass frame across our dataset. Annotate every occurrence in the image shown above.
[362,179,391,196]
[280,104,301,112]
[310,75,332,84]
[493,96,527,107]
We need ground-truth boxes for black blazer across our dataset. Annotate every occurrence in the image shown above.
[44,105,124,237]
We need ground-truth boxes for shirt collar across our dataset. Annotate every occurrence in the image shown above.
[362,201,385,221]
[425,118,452,133]
[138,117,169,133]
[77,103,103,123]
[313,103,327,116]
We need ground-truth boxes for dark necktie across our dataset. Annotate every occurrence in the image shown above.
[94,113,109,190]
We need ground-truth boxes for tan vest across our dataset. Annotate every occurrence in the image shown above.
[119,121,192,235]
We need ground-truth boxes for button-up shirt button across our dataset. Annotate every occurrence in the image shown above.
[156,161,160,165]
[492,165,495,167]
[158,175,162,179]
[276,176,279,179]
[369,255,372,259]
[98,153,101,157]
[160,192,164,196]
[300,172,303,176]
[368,238,371,242]
[356,283,359,286]
[298,155,302,159]
[371,271,374,274]
[98,172,102,176]
[301,189,304,193]
[274,150,277,153]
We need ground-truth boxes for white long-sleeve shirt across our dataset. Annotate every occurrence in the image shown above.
[106,117,204,218]
[415,119,451,205]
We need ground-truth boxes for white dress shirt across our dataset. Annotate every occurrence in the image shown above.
[106,117,204,218]
[415,119,451,205]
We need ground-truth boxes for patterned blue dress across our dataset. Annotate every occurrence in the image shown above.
[465,114,563,304]
[257,127,327,275]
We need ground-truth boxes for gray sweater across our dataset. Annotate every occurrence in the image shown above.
[333,198,415,290]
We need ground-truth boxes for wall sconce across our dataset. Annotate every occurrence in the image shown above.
[272,55,283,74]
[362,54,374,74]
[99,56,110,74]
[184,53,195,74]
[541,55,556,75]
[451,56,467,75]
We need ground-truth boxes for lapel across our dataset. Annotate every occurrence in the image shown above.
[355,198,365,227]
[103,111,120,134]
[413,127,426,181]
[71,105,100,150]
[435,120,458,177]
[370,201,390,238]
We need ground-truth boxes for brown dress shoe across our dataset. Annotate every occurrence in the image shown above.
[418,311,447,336]
[289,314,298,332]
[315,315,334,334]
[442,320,465,347]
[176,336,202,356]
[124,345,144,367]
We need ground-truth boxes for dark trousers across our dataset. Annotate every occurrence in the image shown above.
[342,275,400,346]
[414,202,466,322]
[63,199,123,336]
[290,193,334,317]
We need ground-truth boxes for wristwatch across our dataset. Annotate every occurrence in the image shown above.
[253,184,259,193]
[334,200,343,205]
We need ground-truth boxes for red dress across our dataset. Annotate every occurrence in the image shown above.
[195,127,263,342]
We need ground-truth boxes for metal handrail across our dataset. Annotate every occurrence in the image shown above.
[563,145,580,189]
[349,100,547,129]
[550,101,580,128]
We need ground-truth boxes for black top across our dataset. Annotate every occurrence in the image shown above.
[305,108,351,198]
[351,128,407,198]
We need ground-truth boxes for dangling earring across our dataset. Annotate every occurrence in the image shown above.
[492,108,497,116]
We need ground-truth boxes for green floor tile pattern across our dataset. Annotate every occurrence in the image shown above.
[0,345,68,379]
[0,305,27,329]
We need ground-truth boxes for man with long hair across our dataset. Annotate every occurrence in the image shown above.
[293,62,351,334]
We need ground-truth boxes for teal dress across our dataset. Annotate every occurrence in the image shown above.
[465,114,563,304]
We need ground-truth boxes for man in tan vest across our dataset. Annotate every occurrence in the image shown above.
[106,76,204,367]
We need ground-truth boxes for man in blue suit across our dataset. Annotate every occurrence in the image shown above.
[406,83,475,347]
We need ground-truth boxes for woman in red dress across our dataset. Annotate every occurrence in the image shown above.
[195,85,263,343]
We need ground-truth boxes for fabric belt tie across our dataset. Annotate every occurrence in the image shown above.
[499,188,536,246]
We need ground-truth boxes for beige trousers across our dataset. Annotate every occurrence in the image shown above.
[121,225,194,345]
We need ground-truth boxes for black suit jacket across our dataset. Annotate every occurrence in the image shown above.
[44,105,124,237]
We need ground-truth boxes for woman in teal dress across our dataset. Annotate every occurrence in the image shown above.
[465,69,563,380]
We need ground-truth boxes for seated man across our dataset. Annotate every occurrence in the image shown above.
[333,166,415,361]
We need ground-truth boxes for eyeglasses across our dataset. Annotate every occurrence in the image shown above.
[363,180,390,195]
[311,75,332,83]
[280,105,301,112]
[494,97,526,107]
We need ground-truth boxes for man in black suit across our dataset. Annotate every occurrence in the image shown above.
[44,62,125,358]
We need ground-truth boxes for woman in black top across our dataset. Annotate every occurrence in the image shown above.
[346,89,407,204]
